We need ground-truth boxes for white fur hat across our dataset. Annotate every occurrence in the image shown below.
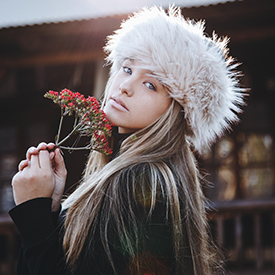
[104,6,245,154]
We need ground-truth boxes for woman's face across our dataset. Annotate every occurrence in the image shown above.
[104,59,171,133]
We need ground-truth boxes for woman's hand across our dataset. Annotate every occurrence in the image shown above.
[12,142,67,212]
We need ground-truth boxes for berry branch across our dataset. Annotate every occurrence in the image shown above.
[44,88,113,155]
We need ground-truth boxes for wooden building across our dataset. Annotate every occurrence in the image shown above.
[0,0,275,274]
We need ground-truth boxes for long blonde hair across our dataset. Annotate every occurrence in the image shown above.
[62,78,218,274]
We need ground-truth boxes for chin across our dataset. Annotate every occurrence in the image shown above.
[104,111,117,127]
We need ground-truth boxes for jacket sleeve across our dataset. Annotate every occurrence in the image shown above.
[9,198,67,275]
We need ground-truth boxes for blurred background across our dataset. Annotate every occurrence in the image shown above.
[0,0,274,274]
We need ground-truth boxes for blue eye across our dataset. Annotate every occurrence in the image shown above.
[123,66,132,75]
[145,82,156,91]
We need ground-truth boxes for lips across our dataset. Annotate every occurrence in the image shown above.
[110,97,129,111]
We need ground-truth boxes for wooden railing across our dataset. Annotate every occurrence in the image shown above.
[208,199,275,271]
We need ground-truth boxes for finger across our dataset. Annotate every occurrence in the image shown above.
[18,159,28,171]
[26,142,51,161]
[26,146,38,161]
[47,144,57,153]
[37,142,48,151]
[54,148,63,164]
[49,151,55,160]
[39,150,51,170]
[30,153,40,169]
[47,142,56,151]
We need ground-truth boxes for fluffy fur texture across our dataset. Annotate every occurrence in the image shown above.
[104,6,245,154]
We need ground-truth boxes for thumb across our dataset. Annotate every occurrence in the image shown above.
[53,148,67,177]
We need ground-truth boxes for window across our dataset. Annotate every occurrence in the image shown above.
[200,133,275,201]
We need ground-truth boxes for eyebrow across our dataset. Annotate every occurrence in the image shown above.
[123,59,164,85]
[123,58,134,63]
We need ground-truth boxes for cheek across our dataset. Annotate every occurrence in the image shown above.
[135,97,170,125]
[109,74,121,92]
[143,96,171,117]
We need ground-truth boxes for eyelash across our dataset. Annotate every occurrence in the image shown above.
[144,82,156,91]
[123,66,132,75]
[122,65,156,91]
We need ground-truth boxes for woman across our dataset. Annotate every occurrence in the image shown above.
[10,6,244,275]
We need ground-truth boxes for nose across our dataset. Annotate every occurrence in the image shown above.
[119,78,133,96]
